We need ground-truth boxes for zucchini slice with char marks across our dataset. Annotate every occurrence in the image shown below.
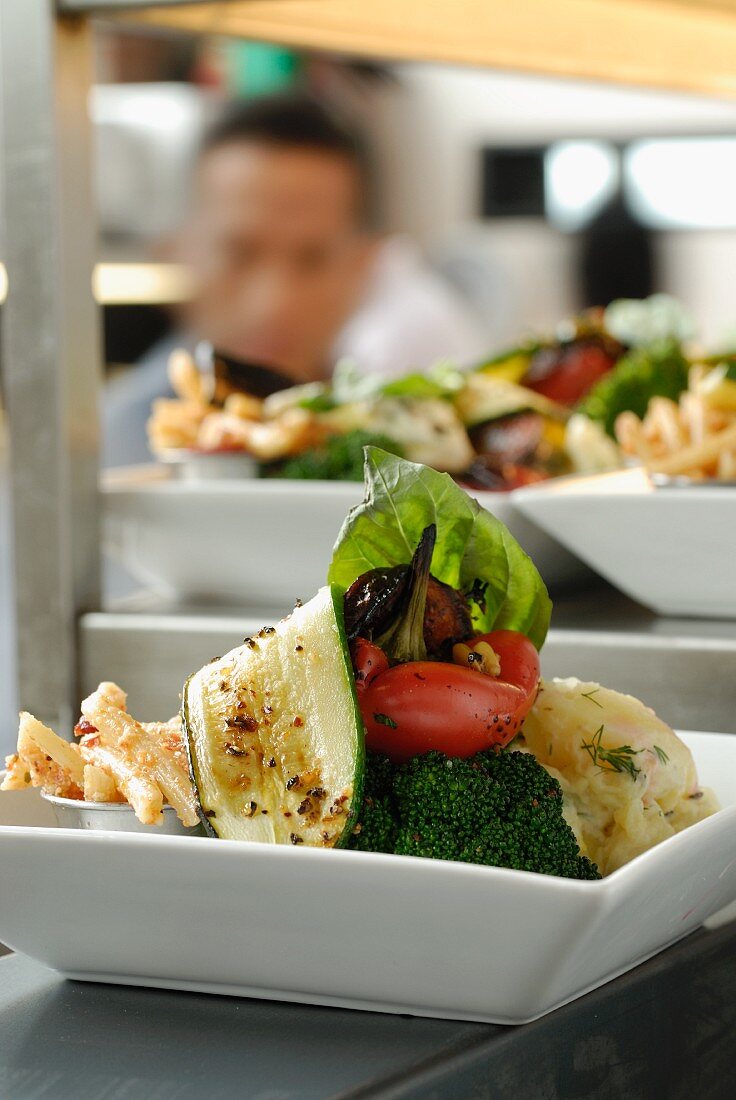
[183,585,364,847]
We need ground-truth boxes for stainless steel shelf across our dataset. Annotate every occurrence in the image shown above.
[80,585,736,731]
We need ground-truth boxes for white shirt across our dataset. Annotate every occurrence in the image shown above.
[333,236,489,377]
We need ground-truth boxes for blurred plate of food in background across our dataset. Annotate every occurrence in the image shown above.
[124,295,708,605]
[145,296,698,496]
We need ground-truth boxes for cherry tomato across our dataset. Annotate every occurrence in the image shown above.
[353,630,540,762]
[526,344,614,405]
[351,637,389,689]
[472,630,540,697]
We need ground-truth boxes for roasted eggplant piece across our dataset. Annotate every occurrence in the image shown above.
[344,525,472,658]
[424,575,473,656]
[343,566,409,643]
[469,411,545,465]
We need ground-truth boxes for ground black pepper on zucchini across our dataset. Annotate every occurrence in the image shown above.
[182,585,364,846]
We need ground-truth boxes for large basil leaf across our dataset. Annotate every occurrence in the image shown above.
[328,448,552,650]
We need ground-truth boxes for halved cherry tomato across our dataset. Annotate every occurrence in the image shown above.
[473,630,540,697]
[526,343,614,405]
[352,630,539,762]
[351,638,389,689]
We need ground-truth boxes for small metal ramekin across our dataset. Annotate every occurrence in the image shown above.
[160,449,258,482]
[41,792,203,836]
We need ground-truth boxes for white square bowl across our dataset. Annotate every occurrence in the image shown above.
[0,732,734,1024]
[513,468,736,618]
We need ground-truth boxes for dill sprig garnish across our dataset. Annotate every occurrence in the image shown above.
[652,745,670,765]
[580,687,603,708]
[581,725,642,780]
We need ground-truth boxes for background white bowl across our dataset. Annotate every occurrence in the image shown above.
[102,467,589,607]
[514,468,736,618]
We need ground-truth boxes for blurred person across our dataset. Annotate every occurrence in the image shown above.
[104,94,486,465]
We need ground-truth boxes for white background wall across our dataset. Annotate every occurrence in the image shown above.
[368,64,736,345]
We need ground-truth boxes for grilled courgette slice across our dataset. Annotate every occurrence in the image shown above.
[183,585,364,847]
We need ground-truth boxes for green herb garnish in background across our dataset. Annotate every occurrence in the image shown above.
[380,361,465,401]
[265,431,403,482]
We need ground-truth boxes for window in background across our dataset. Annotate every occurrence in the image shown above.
[482,135,736,233]
[480,147,546,218]
[625,137,736,229]
[545,140,620,231]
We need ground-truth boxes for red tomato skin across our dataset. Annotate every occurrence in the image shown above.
[360,662,530,762]
[351,629,540,763]
[471,630,540,695]
[351,637,390,690]
[526,345,613,405]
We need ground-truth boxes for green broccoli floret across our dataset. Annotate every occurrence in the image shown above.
[265,430,404,481]
[576,339,689,437]
[352,753,399,853]
[350,749,600,881]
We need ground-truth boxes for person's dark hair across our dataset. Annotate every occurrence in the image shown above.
[201,93,375,226]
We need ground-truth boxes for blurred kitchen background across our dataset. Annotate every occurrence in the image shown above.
[3,23,736,746]
[6,28,736,386]
[89,29,736,366]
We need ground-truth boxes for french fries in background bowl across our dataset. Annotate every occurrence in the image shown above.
[1,684,203,836]
[615,360,736,483]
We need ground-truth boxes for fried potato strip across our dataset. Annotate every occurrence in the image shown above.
[2,684,198,828]
[80,683,198,827]
[2,713,84,798]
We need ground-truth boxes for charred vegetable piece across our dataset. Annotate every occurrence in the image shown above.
[344,566,409,643]
[344,526,472,657]
[375,525,436,663]
[423,576,473,656]
[183,586,364,846]
[469,411,545,464]
[525,337,622,405]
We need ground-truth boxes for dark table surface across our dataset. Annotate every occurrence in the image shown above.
[1,916,736,1100]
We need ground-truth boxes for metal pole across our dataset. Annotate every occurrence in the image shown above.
[0,2,101,731]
